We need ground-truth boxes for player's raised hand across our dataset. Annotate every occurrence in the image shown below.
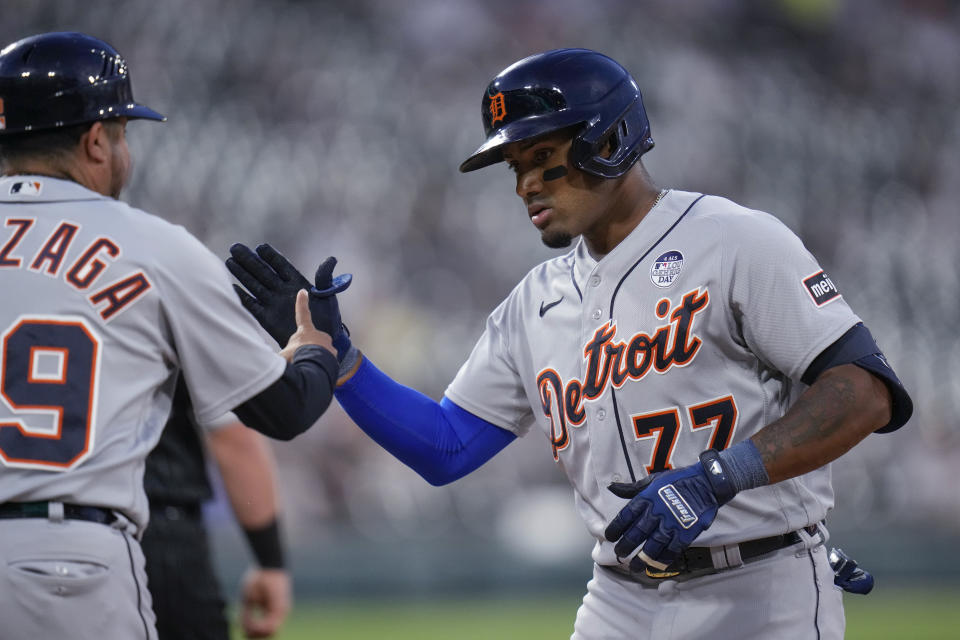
[280,290,334,362]
[226,243,351,347]
[309,255,354,363]
[603,450,738,573]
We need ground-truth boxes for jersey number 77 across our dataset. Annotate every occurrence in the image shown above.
[632,395,737,474]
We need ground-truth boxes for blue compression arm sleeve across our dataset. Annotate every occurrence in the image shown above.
[334,357,517,485]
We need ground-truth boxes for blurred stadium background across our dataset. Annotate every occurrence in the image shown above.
[3,0,958,637]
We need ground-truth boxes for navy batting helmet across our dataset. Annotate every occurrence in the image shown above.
[459,48,654,178]
[0,31,164,136]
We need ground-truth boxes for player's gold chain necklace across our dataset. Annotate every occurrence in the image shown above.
[651,189,668,210]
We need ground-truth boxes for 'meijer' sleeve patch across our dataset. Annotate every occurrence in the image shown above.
[803,270,841,306]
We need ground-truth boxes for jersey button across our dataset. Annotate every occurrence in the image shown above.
[589,275,601,287]
[591,308,602,320]
[611,473,622,482]
[597,408,606,420]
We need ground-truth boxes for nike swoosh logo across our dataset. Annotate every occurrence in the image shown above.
[539,297,564,317]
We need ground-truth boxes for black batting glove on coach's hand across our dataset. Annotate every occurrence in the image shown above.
[603,450,738,572]
[226,243,352,355]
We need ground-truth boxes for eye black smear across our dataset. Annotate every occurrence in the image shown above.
[542,165,568,181]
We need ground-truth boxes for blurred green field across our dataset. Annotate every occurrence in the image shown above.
[231,588,960,639]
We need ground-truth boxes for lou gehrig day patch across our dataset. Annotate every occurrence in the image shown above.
[803,270,841,306]
[651,251,683,288]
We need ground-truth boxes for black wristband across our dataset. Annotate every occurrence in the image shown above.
[293,344,339,388]
[242,518,286,569]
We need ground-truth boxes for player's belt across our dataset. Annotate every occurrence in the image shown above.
[605,524,821,581]
[0,501,117,525]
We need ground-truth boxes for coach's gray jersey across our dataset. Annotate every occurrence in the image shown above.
[0,176,285,531]
[446,190,860,568]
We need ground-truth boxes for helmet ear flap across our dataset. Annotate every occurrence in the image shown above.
[572,95,654,179]
[570,123,604,173]
[604,122,627,159]
[589,125,622,161]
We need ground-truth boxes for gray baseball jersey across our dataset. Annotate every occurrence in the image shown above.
[0,175,285,532]
[446,189,860,568]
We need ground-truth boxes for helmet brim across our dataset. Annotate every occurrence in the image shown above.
[0,102,167,135]
[124,103,166,123]
[459,109,589,173]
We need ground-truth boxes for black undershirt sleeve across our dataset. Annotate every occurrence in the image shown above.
[233,345,338,440]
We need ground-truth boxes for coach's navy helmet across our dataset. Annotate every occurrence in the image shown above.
[459,48,654,178]
[0,31,165,135]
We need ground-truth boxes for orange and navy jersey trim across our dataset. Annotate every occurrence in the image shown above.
[0,316,100,470]
[88,272,152,321]
[0,218,35,267]
[29,221,80,276]
[535,287,710,461]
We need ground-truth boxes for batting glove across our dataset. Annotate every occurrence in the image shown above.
[226,243,353,358]
[604,450,738,572]
[829,547,875,595]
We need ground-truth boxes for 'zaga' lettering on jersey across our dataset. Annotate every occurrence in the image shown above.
[1,217,152,322]
[536,287,709,459]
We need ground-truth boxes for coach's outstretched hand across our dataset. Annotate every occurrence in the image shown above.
[226,243,352,354]
[604,450,738,573]
[278,290,334,362]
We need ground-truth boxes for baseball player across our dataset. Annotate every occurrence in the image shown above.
[143,382,291,640]
[228,49,912,639]
[0,32,342,639]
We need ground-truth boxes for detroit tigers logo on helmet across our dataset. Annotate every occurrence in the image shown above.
[488,91,507,126]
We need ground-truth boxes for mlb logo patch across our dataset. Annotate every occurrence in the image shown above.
[803,270,841,306]
[9,181,42,196]
[650,250,684,288]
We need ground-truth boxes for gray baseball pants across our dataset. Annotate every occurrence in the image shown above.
[0,509,156,640]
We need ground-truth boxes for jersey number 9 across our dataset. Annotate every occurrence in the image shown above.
[0,317,101,471]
